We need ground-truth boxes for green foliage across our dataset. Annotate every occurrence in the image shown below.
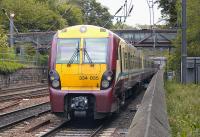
[155,0,177,27]
[71,0,113,29]
[0,0,112,32]
[161,0,200,74]
[0,26,8,48]
[0,0,66,32]
[57,4,83,26]
[38,54,48,66]
[165,81,200,137]
[40,0,84,26]
[0,61,24,74]
[0,47,24,75]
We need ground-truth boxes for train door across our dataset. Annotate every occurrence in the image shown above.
[122,43,129,90]
[127,45,132,89]
[115,41,123,83]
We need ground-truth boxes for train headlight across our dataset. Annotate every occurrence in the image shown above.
[50,76,55,81]
[101,80,110,88]
[80,26,87,33]
[49,70,61,89]
[100,70,115,90]
[106,76,112,81]
[52,80,60,88]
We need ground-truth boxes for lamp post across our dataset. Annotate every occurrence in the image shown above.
[2,9,17,47]
[9,13,15,47]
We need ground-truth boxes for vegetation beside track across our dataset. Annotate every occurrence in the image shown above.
[0,61,24,74]
[165,81,200,137]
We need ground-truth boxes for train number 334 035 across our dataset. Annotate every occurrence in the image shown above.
[79,76,99,80]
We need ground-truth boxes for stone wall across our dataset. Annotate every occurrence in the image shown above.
[0,67,48,89]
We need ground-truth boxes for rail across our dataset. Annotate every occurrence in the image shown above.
[0,102,50,129]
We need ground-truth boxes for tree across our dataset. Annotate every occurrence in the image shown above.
[71,0,113,29]
[165,0,200,72]
[57,4,83,26]
[155,0,177,27]
[0,0,66,32]
[0,26,8,48]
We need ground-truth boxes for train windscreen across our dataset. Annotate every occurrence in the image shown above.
[56,39,80,64]
[83,38,108,64]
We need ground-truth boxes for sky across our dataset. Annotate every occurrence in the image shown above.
[96,0,163,27]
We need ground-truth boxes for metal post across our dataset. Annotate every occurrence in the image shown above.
[181,0,187,84]
[9,13,15,47]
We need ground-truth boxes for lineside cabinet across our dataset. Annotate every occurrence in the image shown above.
[186,57,200,84]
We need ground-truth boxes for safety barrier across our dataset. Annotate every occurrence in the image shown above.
[127,70,170,137]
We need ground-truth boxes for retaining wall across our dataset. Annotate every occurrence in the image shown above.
[127,70,170,137]
[0,67,48,89]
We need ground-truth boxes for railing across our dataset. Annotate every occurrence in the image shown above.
[0,48,48,66]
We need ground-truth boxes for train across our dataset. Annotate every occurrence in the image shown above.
[48,25,157,119]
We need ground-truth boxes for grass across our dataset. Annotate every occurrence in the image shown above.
[165,81,200,137]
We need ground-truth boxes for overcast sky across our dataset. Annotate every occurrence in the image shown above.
[96,0,163,26]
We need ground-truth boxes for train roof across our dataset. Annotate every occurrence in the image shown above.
[56,25,136,49]
[57,25,123,40]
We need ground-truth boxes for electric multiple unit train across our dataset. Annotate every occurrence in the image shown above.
[48,25,157,119]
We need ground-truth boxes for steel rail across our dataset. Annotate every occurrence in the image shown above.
[0,88,49,102]
[90,124,104,137]
[0,102,50,130]
[0,84,48,95]
[40,120,69,137]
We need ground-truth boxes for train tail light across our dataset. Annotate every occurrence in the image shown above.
[49,70,61,89]
[100,70,114,90]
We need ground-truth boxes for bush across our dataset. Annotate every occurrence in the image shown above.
[0,61,24,74]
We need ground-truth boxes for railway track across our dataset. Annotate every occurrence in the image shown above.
[0,87,49,102]
[0,83,47,95]
[36,117,117,137]
[0,102,50,130]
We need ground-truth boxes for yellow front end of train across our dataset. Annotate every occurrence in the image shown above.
[55,25,109,90]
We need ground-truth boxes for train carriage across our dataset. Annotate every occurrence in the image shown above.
[48,25,156,119]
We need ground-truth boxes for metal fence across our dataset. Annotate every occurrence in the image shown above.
[0,47,48,66]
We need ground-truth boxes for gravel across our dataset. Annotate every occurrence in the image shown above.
[0,96,49,115]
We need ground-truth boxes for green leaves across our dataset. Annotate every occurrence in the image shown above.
[0,0,66,32]
[72,0,113,28]
[0,26,8,48]
[0,0,113,32]
[0,61,24,75]
[155,0,177,27]
[159,0,200,72]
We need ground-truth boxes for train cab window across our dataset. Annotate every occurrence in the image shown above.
[56,39,80,64]
[83,38,108,63]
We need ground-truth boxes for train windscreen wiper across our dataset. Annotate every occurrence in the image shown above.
[67,48,80,66]
[83,48,93,65]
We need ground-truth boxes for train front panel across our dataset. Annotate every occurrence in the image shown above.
[48,25,118,119]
